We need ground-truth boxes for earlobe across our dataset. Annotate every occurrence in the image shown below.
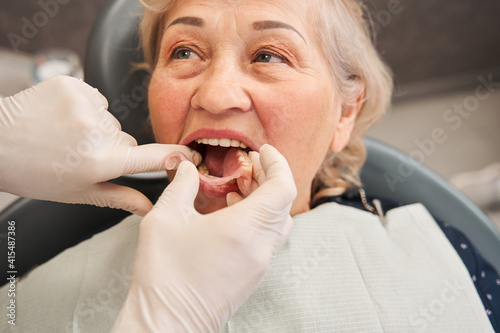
[329,87,364,153]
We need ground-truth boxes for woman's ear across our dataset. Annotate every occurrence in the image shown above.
[330,86,364,153]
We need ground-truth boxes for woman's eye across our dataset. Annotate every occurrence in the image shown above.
[254,52,285,63]
[172,48,200,60]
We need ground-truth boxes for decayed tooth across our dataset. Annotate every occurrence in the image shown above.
[219,138,231,147]
[230,139,240,147]
[239,142,247,149]
[201,138,208,144]
[197,163,209,176]
[208,138,219,146]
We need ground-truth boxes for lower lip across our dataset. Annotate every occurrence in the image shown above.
[199,179,240,197]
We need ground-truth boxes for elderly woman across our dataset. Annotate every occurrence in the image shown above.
[1,0,499,332]
[142,0,389,216]
[136,0,499,331]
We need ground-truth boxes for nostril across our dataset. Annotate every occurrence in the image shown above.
[191,80,252,114]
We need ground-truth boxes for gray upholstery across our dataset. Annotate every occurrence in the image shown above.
[362,139,500,273]
[1,0,499,286]
[85,0,153,145]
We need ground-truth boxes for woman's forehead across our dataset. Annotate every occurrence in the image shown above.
[164,0,318,45]
[166,0,313,24]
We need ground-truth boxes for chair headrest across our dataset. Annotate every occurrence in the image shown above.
[85,0,154,145]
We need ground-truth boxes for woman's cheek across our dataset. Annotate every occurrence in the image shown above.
[262,93,332,193]
[254,84,305,138]
[149,78,189,143]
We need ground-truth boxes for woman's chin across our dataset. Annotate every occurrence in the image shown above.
[194,191,228,214]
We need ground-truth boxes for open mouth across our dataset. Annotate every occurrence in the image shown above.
[165,133,256,197]
[188,138,253,184]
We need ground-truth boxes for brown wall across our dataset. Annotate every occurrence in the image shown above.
[1,0,500,89]
[0,0,109,64]
[367,0,500,88]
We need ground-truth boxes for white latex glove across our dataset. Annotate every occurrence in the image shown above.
[0,75,200,216]
[113,144,296,332]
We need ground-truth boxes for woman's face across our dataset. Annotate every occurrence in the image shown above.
[149,0,350,215]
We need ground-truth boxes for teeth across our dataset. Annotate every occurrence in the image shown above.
[219,138,231,147]
[208,138,219,146]
[197,162,234,180]
[198,164,216,178]
[197,162,208,175]
[195,138,249,149]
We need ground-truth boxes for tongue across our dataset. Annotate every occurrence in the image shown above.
[165,148,252,187]
[204,145,245,178]
[204,146,227,177]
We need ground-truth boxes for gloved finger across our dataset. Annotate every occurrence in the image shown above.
[233,150,266,198]
[117,131,139,148]
[120,144,202,176]
[98,107,123,132]
[245,144,296,211]
[153,161,199,221]
[44,75,109,110]
[272,215,293,257]
[258,145,294,185]
[249,151,266,185]
[86,86,109,110]
[71,76,109,110]
[236,176,258,198]
[226,192,243,206]
[83,182,154,216]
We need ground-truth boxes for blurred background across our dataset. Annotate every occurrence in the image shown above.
[0,0,499,227]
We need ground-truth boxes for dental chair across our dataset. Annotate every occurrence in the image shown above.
[1,0,499,286]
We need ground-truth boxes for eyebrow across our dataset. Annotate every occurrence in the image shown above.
[166,17,306,43]
[253,20,306,43]
[167,16,204,29]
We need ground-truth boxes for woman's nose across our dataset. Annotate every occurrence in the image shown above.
[191,61,252,114]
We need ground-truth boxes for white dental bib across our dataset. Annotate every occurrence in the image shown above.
[222,202,492,332]
[0,202,493,332]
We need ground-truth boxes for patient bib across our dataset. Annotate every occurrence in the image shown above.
[223,202,493,332]
[0,203,493,332]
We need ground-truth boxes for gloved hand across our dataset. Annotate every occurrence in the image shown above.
[0,76,200,216]
[112,144,296,332]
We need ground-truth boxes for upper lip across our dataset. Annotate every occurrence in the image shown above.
[180,129,259,151]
